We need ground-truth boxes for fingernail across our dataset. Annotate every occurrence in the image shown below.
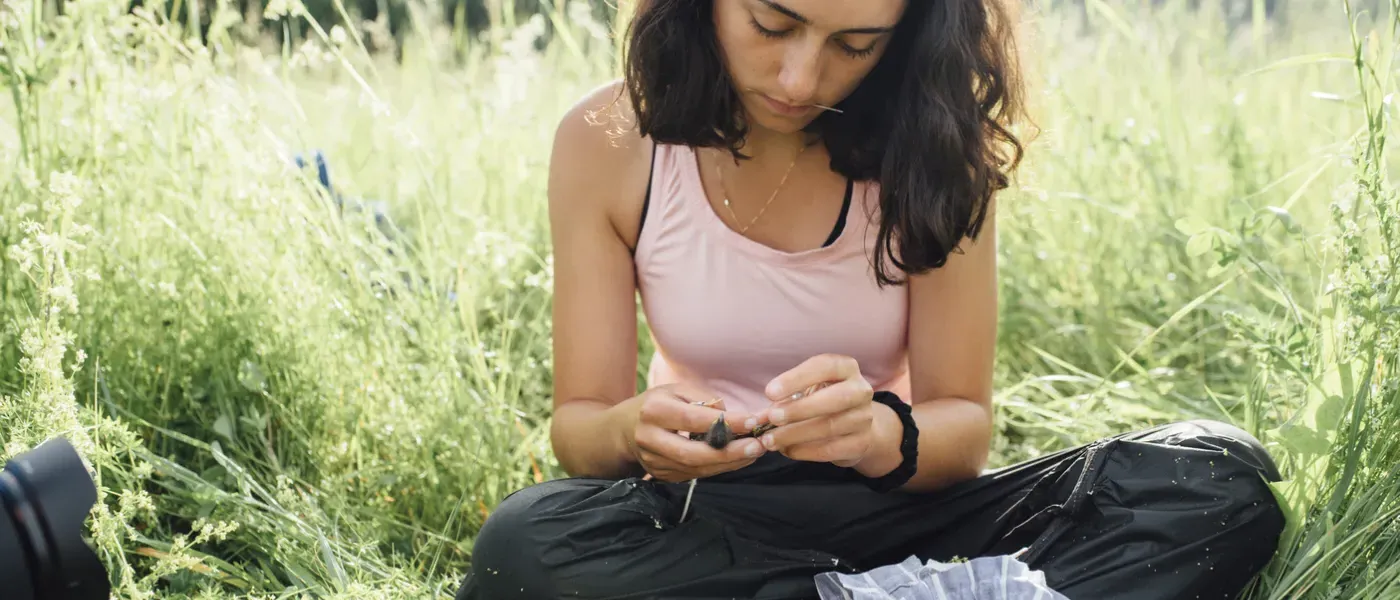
[766,380,782,396]
[745,441,761,457]
[770,409,786,425]
[744,418,757,430]
[762,434,775,450]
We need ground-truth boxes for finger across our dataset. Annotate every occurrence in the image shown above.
[695,456,762,479]
[638,448,707,481]
[649,393,761,437]
[640,442,760,481]
[665,384,763,432]
[641,392,730,434]
[637,448,683,474]
[692,397,763,434]
[762,406,870,450]
[765,354,861,402]
[689,448,764,476]
[781,434,870,465]
[657,455,760,481]
[637,423,766,467]
[645,466,689,483]
[765,378,871,427]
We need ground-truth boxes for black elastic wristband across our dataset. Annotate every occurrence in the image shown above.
[863,391,919,493]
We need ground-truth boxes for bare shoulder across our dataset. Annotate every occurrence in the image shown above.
[550,79,654,250]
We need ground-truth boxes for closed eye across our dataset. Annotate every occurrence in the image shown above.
[750,17,792,39]
[838,40,878,59]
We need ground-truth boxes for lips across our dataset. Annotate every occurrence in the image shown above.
[759,94,813,117]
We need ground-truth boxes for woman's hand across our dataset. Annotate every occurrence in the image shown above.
[756,354,886,469]
[619,383,767,482]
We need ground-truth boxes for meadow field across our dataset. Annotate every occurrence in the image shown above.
[0,0,1397,597]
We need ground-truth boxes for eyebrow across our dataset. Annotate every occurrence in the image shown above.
[756,0,899,34]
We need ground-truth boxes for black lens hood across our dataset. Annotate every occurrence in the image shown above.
[0,493,37,600]
[0,437,109,600]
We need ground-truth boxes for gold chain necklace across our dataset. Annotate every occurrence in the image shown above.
[714,143,808,234]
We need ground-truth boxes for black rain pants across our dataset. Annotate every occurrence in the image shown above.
[455,419,1286,599]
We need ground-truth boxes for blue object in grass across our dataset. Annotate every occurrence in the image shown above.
[294,149,332,190]
[292,150,459,303]
[293,149,399,241]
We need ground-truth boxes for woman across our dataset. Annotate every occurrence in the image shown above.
[457,1,1286,598]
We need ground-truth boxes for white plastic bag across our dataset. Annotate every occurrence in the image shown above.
[814,554,1070,600]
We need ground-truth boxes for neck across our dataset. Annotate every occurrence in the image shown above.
[740,125,812,165]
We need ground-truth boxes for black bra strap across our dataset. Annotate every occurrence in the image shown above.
[635,142,658,251]
[822,179,853,248]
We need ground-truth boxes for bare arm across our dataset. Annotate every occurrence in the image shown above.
[547,83,654,479]
[855,195,1000,492]
[746,196,1000,493]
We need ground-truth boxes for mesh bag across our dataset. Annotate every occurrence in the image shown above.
[815,554,1070,600]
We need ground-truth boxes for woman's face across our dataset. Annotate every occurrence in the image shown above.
[712,0,908,134]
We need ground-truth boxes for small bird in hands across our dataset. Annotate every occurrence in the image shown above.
[688,383,830,448]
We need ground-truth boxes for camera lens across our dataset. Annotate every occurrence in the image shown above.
[0,437,110,600]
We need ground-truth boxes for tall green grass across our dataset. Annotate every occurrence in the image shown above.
[0,0,1395,597]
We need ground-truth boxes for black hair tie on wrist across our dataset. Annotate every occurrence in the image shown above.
[863,391,919,493]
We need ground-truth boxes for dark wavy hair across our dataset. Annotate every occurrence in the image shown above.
[620,0,1031,287]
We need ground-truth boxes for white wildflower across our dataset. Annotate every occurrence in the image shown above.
[50,284,79,314]
[7,237,38,274]
[330,24,348,46]
[47,171,82,199]
[18,165,39,192]
[263,0,290,19]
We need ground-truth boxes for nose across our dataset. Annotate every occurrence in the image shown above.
[777,44,822,105]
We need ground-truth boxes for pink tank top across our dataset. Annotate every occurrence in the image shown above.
[634,143,911,415]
